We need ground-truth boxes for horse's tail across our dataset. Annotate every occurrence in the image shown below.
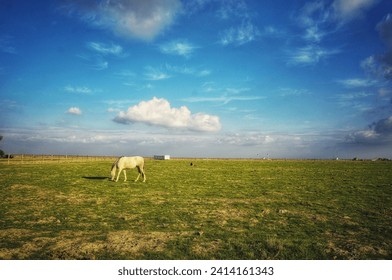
[137,157,146,182]
[135,157,144,171]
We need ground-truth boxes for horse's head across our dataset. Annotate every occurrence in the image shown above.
[110,164,117,181]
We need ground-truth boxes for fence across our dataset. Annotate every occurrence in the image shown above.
[0,154,119,165]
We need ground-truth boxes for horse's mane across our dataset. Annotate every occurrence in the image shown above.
[111,156,123,171]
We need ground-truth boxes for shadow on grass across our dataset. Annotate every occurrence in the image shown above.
[82,176,109,180]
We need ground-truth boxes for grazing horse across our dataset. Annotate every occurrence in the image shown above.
[111,156,146,182]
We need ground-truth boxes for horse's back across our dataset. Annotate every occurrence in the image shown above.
[133,156,144,167]
[135,156,144,163]
[119,156,144,168]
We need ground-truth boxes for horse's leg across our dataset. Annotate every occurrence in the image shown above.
[141,167,146,182]
[135,166,141,182]
[137,165,146,182]
[123,170,127,182]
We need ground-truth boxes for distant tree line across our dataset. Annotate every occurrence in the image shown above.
[352,157,391,161]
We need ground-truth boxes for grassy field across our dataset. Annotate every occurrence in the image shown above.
[0,158,391,259]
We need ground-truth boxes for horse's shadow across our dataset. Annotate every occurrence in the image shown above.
[82,176,109,180]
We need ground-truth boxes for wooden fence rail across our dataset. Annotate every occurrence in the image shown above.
[0,155,119,165]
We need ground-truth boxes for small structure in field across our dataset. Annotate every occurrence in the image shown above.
[154,155,170,160]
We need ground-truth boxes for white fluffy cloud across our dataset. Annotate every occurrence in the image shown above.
[66,107,82,115]
[63,0,181,41]
[114,97,221,132]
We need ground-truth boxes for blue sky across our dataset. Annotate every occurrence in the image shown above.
[1,0,392,158]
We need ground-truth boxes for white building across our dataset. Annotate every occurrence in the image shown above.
[154,155,170,160]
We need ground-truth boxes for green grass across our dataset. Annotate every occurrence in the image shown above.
[0,159,391,259]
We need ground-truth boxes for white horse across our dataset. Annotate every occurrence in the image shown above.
[111,156,146,182]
